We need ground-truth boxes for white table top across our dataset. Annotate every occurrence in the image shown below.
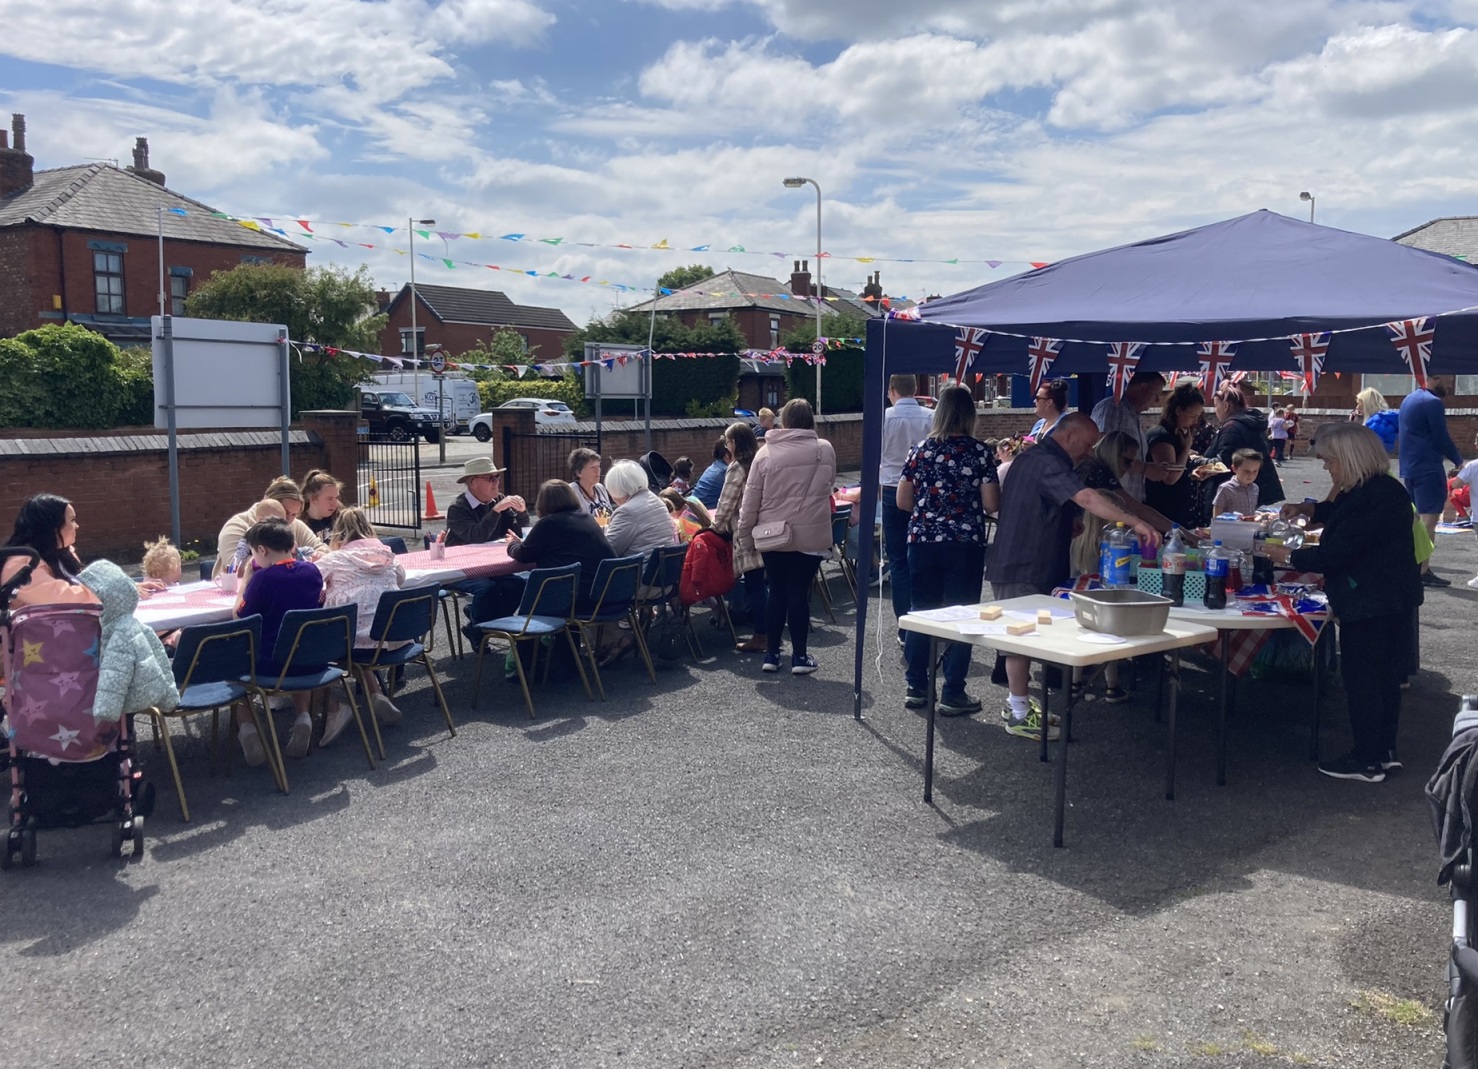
[1167,601,1328,631]
[899,594,1218,668]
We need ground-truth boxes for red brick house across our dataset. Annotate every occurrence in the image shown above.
[378,282,577,360]
[0,114,307,344]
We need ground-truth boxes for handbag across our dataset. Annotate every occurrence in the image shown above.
[752,521,791,552]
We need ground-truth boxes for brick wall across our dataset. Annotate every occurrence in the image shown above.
[380,291,573,362]
[0,410,362,561]
[0,223,305,336]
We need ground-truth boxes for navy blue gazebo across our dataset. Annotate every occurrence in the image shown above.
[852,209,1478,714]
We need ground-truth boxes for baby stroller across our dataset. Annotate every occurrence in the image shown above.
[639,451,673,494]
[1430,695,1478,1067]
[0,547,147,868]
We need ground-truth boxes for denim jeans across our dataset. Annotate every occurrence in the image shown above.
[880,486,912,623]
[904,540,986,697]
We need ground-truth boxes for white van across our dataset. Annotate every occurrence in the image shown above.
[373,373,482,434]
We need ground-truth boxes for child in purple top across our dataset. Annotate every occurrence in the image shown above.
[234,519,324,767]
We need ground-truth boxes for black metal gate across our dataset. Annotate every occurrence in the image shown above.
[358,431,422,530]
[502,426,600,505]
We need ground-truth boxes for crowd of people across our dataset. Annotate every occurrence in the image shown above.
[0,372,1463,789]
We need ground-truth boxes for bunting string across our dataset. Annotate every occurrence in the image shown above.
[290,341,849,372]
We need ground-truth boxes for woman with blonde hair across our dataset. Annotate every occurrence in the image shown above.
[1353,386,1399,453]
[1265,423,1422,782]
[316,506,405,744]
[212,477,323,578]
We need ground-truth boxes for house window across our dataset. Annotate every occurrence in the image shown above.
[400,327,425,356]
[708,312,727,327]
[241,255,270,265]
[1363,373,1478,398]
[169,268,191,317]
[94,250,124,315]
[769,314,781,347]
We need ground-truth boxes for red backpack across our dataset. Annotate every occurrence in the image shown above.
[680,530,735,605]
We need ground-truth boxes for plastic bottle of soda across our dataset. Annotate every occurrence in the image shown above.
[1102,523,1133,588]
[1203,540,1229,609]
[1162,525,1188,606]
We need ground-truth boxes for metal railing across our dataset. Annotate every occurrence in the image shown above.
[357,431,422,530]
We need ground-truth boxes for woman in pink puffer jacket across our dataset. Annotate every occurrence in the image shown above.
[737,398,837,676]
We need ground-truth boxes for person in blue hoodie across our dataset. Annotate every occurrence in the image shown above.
[1398,376,1462,587]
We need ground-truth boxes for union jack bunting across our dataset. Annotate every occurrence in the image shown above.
[1195,341,1239,397]
[954,327,987,380]
[1104,342,1146,402]
[1288,332,1331,395]
[1026,336,1064,396]
[1385,317,1435,389]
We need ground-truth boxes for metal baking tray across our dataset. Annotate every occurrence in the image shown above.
[1068,589,1171,636]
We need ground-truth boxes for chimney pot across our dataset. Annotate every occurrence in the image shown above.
[0,131,7,151]
[0,113,34,197]
[11,114,25,154]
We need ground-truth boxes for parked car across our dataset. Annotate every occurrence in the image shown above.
[373,372,481,434]
[358,387,445,443]
[496,398,578,425]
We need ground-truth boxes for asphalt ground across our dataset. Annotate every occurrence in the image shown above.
[4,451,1471,1068]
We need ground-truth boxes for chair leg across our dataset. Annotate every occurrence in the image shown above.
[337,676,377,771]
[511,637,537,719]
[472,633,488,708]
[252,690,290,794]
[629,609,657,682]
[565,628,594,701]
[814,574,837,624]
[718,595,739,646]
[152,711,190,823]
[578,623,606,701]
[354,667,388,761]
[680,604,703,662]
[419,652,456,736]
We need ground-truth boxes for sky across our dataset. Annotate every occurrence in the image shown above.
[4,0,1478,329]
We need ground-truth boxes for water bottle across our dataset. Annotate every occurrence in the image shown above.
[1204,540,1229,609]
[1162,525,1188,607]
[1098,524,1115,583]
[1102,523,1134,588]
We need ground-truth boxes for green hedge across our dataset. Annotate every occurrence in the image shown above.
[0,324,152,429]
[477,377,590,416]
[786,348,864,413]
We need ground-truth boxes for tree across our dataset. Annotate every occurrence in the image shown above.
[459,327,540,383]
[565,311,746,417]
[657,264,715,293]
[781,310,871,413]
[185,263,385,414]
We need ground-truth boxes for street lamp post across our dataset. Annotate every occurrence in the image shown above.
[408,217,435,407]
[1299,191,1315,223]
[783,177,823,414]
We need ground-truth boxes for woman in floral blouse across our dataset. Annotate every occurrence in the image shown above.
[896,386,1000,715]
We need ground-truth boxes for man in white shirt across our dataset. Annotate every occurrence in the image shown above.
[880,374,936,636]
[1091,371,1167,503]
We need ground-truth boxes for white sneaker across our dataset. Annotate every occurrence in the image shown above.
[371,693,403,725]
[239,726,267,767]
[268,694,293,713]
[285,715,312,759]
[320,703,354,747]
[1466,576,1478,590]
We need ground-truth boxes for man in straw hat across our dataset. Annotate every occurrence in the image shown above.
[446,456,530,629]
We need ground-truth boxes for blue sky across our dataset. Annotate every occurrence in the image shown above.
[4,0,1478,328]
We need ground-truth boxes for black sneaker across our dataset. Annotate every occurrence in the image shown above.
[1318,754,1385,782]
[1381,750,1403,772]
[904,688,927,709]
[1422,570,1452,587]
[938,693,983,717]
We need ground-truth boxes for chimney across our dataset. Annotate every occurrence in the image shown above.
[126,136,166,186]
[790,259,813,298]
[0,113,34,198]
[861,270,884,304]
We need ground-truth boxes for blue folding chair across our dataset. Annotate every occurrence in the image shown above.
[568,555,654,699]
[423,534,467,660]
[252,606,375,789]
[350,586,455,759]
[637,543,701,662]
[379,536,409,555]
[198,558,216,582]
[148,614,280,820]
[471,562,592,719]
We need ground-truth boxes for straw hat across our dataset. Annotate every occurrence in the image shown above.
[455,456,507,483]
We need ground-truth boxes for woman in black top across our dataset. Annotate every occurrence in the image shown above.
[1144,383,1204,528]
[1194,383,1285,510]
[1265,423,1422,783]
[506,480,614,613]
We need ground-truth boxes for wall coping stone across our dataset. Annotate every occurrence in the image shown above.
[0,429,317,459]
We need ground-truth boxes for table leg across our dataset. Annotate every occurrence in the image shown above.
[1039,659,1051,764]
[1153,652,1164,723]
[1165,650,1182,801]
[1310,624,1324,763]
[1053,660,1073,848]
[1217,630,1230,787]
[924,636,938,803]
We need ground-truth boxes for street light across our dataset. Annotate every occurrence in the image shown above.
[1299,191,1315,223]
[783,176,823,414]
[409,217,435,408]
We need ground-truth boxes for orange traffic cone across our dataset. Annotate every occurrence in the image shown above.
[424,481,442,520]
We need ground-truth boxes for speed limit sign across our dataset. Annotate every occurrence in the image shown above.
[811,338,826,355]
[429,352,446,374]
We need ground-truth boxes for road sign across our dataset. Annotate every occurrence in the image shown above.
[429,352,446,374]
[811,338,826,355]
